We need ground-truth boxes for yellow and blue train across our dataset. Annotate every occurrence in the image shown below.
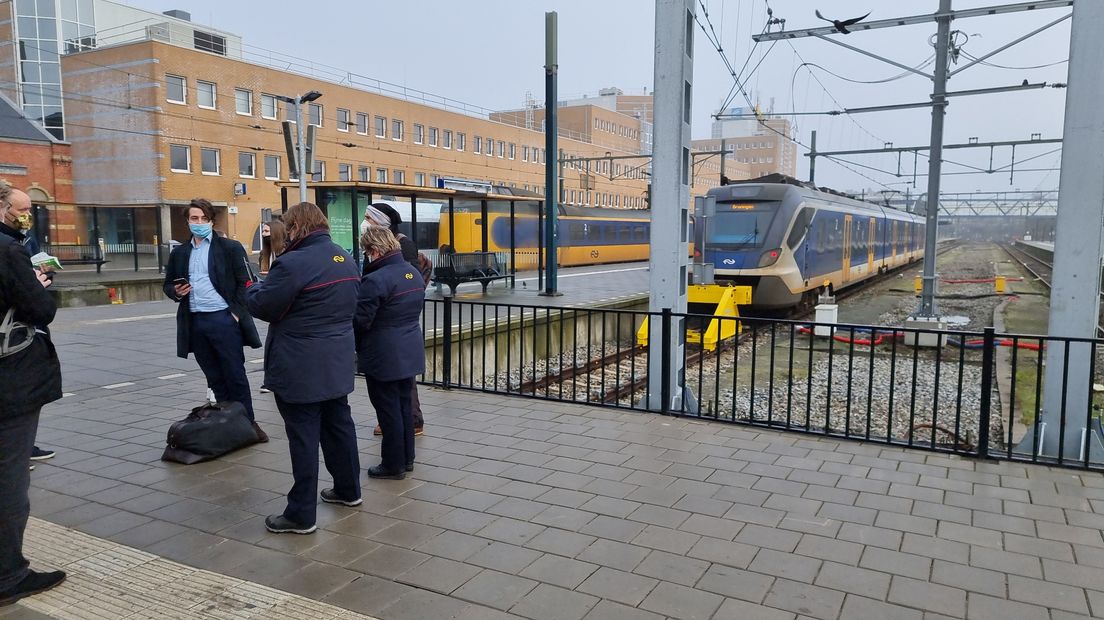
[378,180,925,310]
[702,181,926,309]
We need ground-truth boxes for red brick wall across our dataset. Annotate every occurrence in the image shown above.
[0,139,78,243]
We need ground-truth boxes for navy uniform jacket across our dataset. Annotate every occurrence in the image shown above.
[162,234,262,359]
[354,250,425,381]
[247,231,360,403]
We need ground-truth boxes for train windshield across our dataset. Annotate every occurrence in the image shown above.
[707,201,779,247]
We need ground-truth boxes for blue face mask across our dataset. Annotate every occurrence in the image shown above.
[189,223,213,239]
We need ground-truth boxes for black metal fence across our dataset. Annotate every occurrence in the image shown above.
[420,297,1104,471]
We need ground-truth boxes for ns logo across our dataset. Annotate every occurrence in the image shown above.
[332,255,346,263]
[722,258,736,265]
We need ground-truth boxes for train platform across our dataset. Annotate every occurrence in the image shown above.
[7,302,1104,620]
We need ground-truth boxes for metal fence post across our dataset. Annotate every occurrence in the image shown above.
[442,297,453,389]
[978,326,995,458]
[661,307,672,414]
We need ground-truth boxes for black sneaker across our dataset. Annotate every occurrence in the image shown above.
[366,464,405,480]
[30,447,55,461]
[406,462,415,473]
[264,514,316,534]
[0,570,66,606]
[320,488,362,506]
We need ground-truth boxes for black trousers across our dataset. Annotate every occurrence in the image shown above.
[0,409,39,591]
[411,383,423,428]
[275,394,361,526]
[190,310,254,420]
[365,376,415,472]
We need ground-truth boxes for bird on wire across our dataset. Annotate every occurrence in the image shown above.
[815,9,871,34]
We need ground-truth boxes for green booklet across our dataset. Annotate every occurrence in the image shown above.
[30,252,63,270]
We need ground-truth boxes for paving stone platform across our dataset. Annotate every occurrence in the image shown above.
[2,519,378,619]
[9,300,1104,619]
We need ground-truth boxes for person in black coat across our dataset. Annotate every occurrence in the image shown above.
[363,203,425,437]
[162,199,265,439]
[246,202,362,534]
[0,184,66,605]
[0,187,55,462]
[355,226,426,479]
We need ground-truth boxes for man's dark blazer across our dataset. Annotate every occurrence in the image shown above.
[162,235,262,358]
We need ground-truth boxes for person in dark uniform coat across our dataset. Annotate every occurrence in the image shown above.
[363,203,425,436]
[163,199,266,440]
[355,226,426,479]
[246,202,362,534]
[0,183,66,605]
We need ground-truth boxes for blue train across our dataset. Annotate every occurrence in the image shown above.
[703,180,926,309]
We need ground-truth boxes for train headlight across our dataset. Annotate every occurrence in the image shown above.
[758,248,782,268]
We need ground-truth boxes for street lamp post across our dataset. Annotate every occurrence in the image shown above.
[276,90,322,204]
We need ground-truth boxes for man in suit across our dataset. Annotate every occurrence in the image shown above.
[163,198,266,441]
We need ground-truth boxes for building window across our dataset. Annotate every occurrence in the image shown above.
[430,174,439,187]
[413,124,424,145]
[238,152,255,178]
[474,136,482,154]
[415,172,425,186]
[356,112,368,135]
[264,154,280,180]
[509,143,516,160]
[376,168,387,183]
[166,75,186,104]
[260,93,277,119]
[457,133,466,151]
[309,103,323,127]
[197,81,216,109]
[193,30,226,56]
[337,108,350,132]
[169,144,190,172]
[487,139,495,157]
[428,127,438,147]
[234,88,252,115]
[200,148,220,175]
[443,130,452,149]
[312,160,325,181]
[394,169,405,185]
[358,166,369,182]
[392,119,404,141]
[498,141,505,158]
[339,163,351,181]
[374,116,386,138]
[522,146,529,162]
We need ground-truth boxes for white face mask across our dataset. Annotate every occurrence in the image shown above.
[360,219,371,236]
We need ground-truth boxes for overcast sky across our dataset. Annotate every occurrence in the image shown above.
[121,0,1071,195]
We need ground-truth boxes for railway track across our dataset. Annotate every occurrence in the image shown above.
[999,242,1104,336]
[519,239,964,405]
[1000,242,1053,287]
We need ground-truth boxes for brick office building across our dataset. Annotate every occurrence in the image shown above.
[58,18,651,258]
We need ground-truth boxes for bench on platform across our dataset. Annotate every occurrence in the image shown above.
[432,251,510,296]
[46,245,110,273]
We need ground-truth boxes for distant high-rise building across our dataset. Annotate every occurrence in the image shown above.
[694,107,798,179]
[0,0,238,139]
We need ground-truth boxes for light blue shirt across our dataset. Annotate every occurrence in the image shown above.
[188,237,229,313]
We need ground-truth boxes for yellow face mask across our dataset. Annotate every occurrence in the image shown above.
[15,213,31,231]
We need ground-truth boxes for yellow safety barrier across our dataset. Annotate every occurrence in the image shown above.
[637,284,752,351]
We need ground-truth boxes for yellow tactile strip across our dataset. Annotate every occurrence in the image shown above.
[11,518,378,620]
